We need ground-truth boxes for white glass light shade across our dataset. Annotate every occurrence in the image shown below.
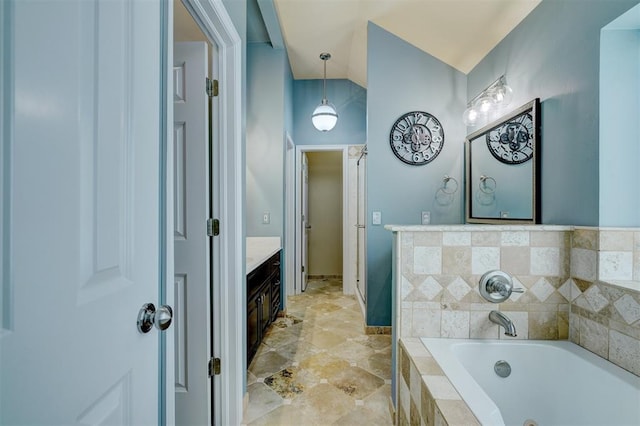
[475,94,495,114]
[492,83,513,106]
[462,106,479,126]
[312,100,338,132]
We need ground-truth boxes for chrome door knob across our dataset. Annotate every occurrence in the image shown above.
[137,303,173,334]
[154,305,173,331]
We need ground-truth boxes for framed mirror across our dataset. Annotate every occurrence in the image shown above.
[465,98,540,224]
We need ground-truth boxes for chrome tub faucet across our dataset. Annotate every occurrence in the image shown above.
[489,310,517,337]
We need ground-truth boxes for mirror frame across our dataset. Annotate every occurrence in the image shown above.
[465,98,541,224]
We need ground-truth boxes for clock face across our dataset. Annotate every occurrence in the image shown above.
[486,112,534,164]
[389,111,444,165]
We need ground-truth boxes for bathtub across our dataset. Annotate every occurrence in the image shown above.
[421,338,640,426]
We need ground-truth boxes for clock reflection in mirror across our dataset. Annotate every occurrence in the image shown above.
[465,98,540,224]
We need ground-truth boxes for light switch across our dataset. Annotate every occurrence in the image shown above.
[372,211,382,225]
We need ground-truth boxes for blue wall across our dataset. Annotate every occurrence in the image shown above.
[600,21,640,226]
[293,79,366,145]
[366,23,466,326]
[468,0,639,226]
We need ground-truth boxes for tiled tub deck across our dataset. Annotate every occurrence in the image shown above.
[388,225,640,425]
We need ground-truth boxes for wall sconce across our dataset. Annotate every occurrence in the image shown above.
[463,75,513,127]
[311,53,338,132]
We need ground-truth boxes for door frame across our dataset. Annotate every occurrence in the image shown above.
[284,133,296,299]
[165,1,243,424]
[292,145,352,296]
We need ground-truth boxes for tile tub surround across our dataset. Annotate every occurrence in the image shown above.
[389,225,574,342]
[388,225,640,376]
[397,338,479,426]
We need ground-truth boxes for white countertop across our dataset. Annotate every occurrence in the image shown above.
[246,237,281,274]
[384,224,573,232]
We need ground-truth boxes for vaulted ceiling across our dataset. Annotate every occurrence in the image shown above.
[251,0,542,88]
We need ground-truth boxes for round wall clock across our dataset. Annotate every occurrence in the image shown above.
[486,111,534,164]
[389,111,445,165]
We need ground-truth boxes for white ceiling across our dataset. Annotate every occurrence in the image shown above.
[273,0,542,87]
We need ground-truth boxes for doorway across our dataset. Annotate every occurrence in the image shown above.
[168,0,244,424]
[173,1,215,424]
[291,145,366,318]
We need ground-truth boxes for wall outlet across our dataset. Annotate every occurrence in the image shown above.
[372,211,382,225]
[500,211,509,218]
[262,211,270,224]
[421,211,431,225]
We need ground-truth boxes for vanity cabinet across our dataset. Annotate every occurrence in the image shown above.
[247,250,281,363]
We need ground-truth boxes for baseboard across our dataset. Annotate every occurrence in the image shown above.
[364,325,392,335]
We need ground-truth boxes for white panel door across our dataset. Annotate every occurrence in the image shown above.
[301,153,310,292]
[173,41,211,426]
[1,1,164,424]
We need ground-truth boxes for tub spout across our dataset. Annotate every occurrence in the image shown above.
[489,310,517,337]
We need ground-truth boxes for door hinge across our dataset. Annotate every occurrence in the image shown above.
[206,78,219,97]
[301,265,305,272]
[208,357,221,377]
[207,218,220,236]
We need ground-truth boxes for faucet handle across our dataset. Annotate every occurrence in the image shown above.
[479,270,522,303]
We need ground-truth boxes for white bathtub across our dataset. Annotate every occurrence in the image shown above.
[421,338,640,426]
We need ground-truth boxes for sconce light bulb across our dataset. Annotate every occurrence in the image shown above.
[494,84,513,106]
[463,106,479,126]
[476,95,494,113]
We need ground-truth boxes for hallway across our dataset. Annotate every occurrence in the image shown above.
[243,278,393,425]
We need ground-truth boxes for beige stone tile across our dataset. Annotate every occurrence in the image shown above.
[307,302,343,314]
[422,376,460,400]
[441,310,469,338]
[501,231,530,246]
[442,247,472,275]
[471,246,500,274]
[264,366,320,400]
[571,248,597,281]
[599,230,635,251]
[414,246,443,275]
[436,400,481,426]
[288,383,355,424]
[412,356,444,376]
[243,383,284,425]
[500,246,530,275]
[579,317,609,358]
[442,231,471,246]
[599,251,634,281]
[327,365,385,399]
[411,306,441,337]
[530,231,569,248]
[330,339,374,363]
[470,311,499,339]
[471,231,500,246]
[573,228,598,250]
[528,311,558,339]
[410,361,422,410]
[608,330,640,375]
[414,232,443,247]
[531,247,561,276]
[261,329,299,349]
[249,351,292,378]
[356,348,392,380]
[302,329,347,350]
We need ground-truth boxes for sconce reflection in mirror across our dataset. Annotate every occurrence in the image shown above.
[436,175,458,206]
[465,98,540,224]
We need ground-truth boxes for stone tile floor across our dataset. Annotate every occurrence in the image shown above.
[243,278,394,425]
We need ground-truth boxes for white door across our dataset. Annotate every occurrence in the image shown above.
[356,152,367,302]
[173,41,212,425]
[1,1,165,424]
[301,152,310,292]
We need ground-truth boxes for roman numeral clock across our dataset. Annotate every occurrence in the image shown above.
[389,111,445,165]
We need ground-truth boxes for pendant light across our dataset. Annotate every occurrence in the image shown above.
[311,53,338,132]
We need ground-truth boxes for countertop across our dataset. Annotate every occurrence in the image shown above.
[247,237,281,274]
[384,224,573,232]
